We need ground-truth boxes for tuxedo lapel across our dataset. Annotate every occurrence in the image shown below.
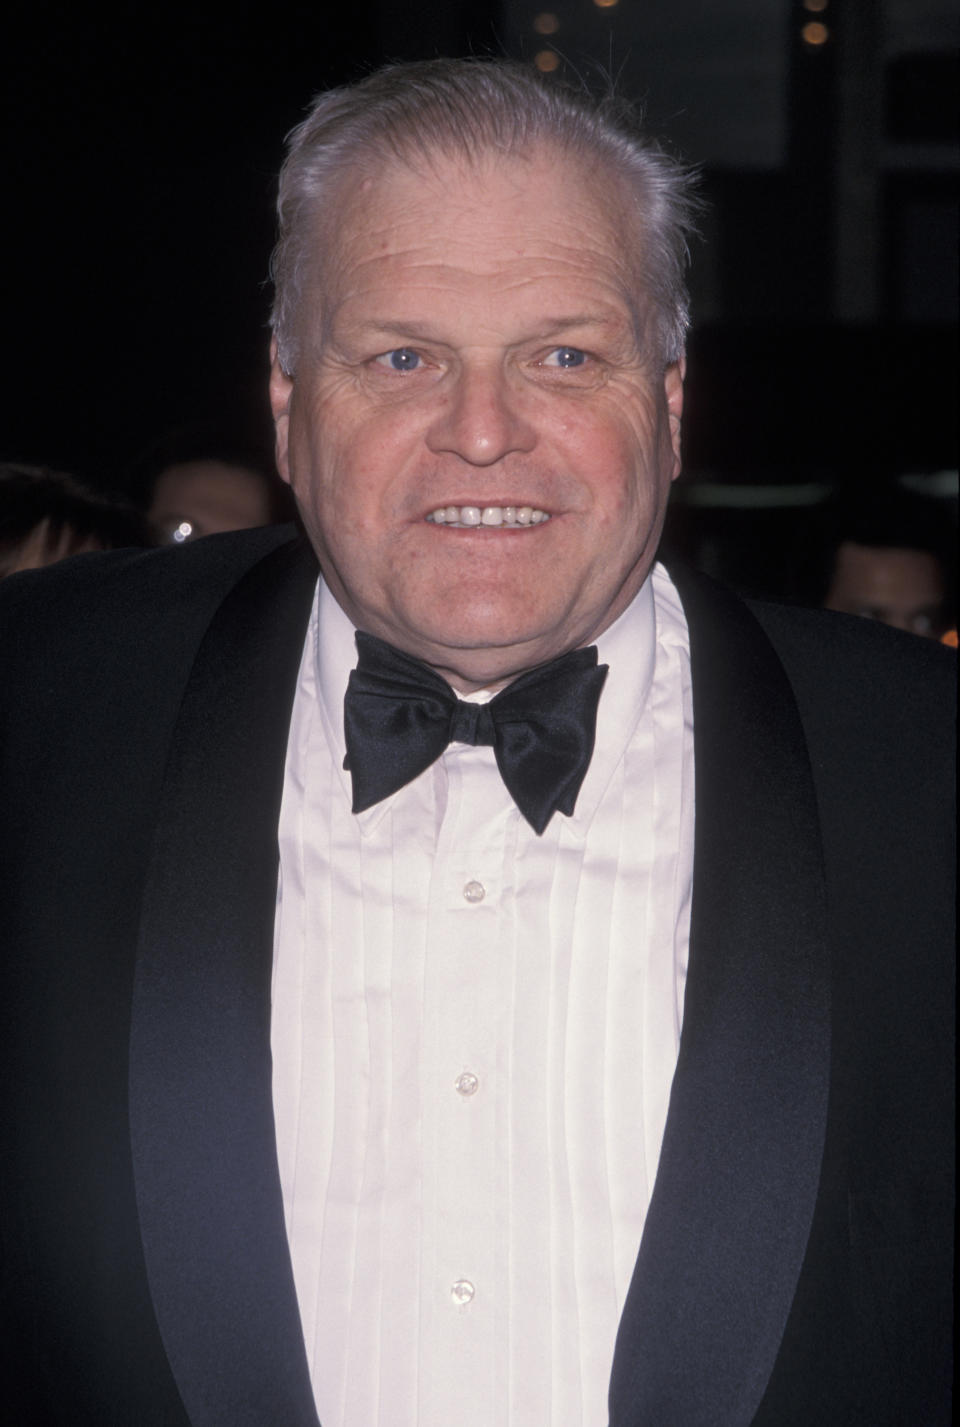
[609,570,831,1426]
[129,535,322,1427]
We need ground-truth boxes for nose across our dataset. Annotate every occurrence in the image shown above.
[425,363,536,466]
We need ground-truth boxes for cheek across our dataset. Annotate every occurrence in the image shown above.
[306,402,421,517]
[561,416,658,521]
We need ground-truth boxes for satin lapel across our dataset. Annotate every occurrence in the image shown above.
[129,536,322,1427]
[610,570,830,1427]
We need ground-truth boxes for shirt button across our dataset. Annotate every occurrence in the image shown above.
[455,1072,479,1097]
[451,1279,475,1306]
[462,880,485,903]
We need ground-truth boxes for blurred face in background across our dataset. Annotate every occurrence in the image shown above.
[149,460,274,544]
[825,540,947,639]
[0,519,103,578]
[271,144,684,691]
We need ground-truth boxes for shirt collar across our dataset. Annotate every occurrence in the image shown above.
[314,577,364,815]
[564,571,657,835]
[313,570,659,836]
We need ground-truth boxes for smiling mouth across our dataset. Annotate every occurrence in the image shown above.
[425,504,551,528]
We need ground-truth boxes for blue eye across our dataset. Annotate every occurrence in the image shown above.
[547,347,587,368]
[380,348,421,372]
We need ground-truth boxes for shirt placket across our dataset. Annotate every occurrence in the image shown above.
[418,739,512,1425]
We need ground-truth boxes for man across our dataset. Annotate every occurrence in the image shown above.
[136,423,287,546]
[819,488,954,639]
[148,458,275,544]
[0,60,953,1427]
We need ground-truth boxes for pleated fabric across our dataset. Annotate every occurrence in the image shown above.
[271,564,694,1427]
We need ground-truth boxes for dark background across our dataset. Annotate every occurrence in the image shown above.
[3,1,957,523]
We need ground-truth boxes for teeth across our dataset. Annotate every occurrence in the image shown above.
[427,505,550,528]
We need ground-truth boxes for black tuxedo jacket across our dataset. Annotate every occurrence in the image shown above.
[0,527,953,1425]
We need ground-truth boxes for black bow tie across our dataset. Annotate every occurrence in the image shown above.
[343,632,609,834]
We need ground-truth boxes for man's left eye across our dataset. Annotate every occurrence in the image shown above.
[543,347,587,368]
[376,348,421,372]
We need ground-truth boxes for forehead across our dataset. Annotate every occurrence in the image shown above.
[318,143,641,325]
[836,542,945,600]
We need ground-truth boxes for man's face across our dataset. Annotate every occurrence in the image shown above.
[149,461,274,543]
[271,146,684,690]
[825,540,947,638]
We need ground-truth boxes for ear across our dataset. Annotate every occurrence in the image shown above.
[664,355,685,482]
[269,337,294,485]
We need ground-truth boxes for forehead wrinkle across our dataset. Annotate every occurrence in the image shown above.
[330,282,645,372]
[338,243,638,312]
[348,210,632,268]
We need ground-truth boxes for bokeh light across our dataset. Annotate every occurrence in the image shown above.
[534,50,561,73]
[533,13,560,36]
[801,21,829,46]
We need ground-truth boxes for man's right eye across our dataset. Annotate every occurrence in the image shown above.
[375,348,421,372]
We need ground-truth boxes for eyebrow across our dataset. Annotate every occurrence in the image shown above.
[530,313,623,333]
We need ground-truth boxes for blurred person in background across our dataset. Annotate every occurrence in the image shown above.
[133,421,294,544]
[819,486,955,640]
[0,461,153,578]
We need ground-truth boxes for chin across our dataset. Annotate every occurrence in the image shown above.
[404,601,553,654]
[409,619,580,690]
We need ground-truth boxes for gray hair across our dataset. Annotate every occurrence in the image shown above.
[270,58,701,374]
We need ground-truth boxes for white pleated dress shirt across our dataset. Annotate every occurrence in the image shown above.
[271,562,695,1427]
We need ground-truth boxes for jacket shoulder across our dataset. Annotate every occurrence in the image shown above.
[745,594,955,969]
[1,523,299,637]
[746,596,956,753]
[669,564,955,931]
[0,524,302,687]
